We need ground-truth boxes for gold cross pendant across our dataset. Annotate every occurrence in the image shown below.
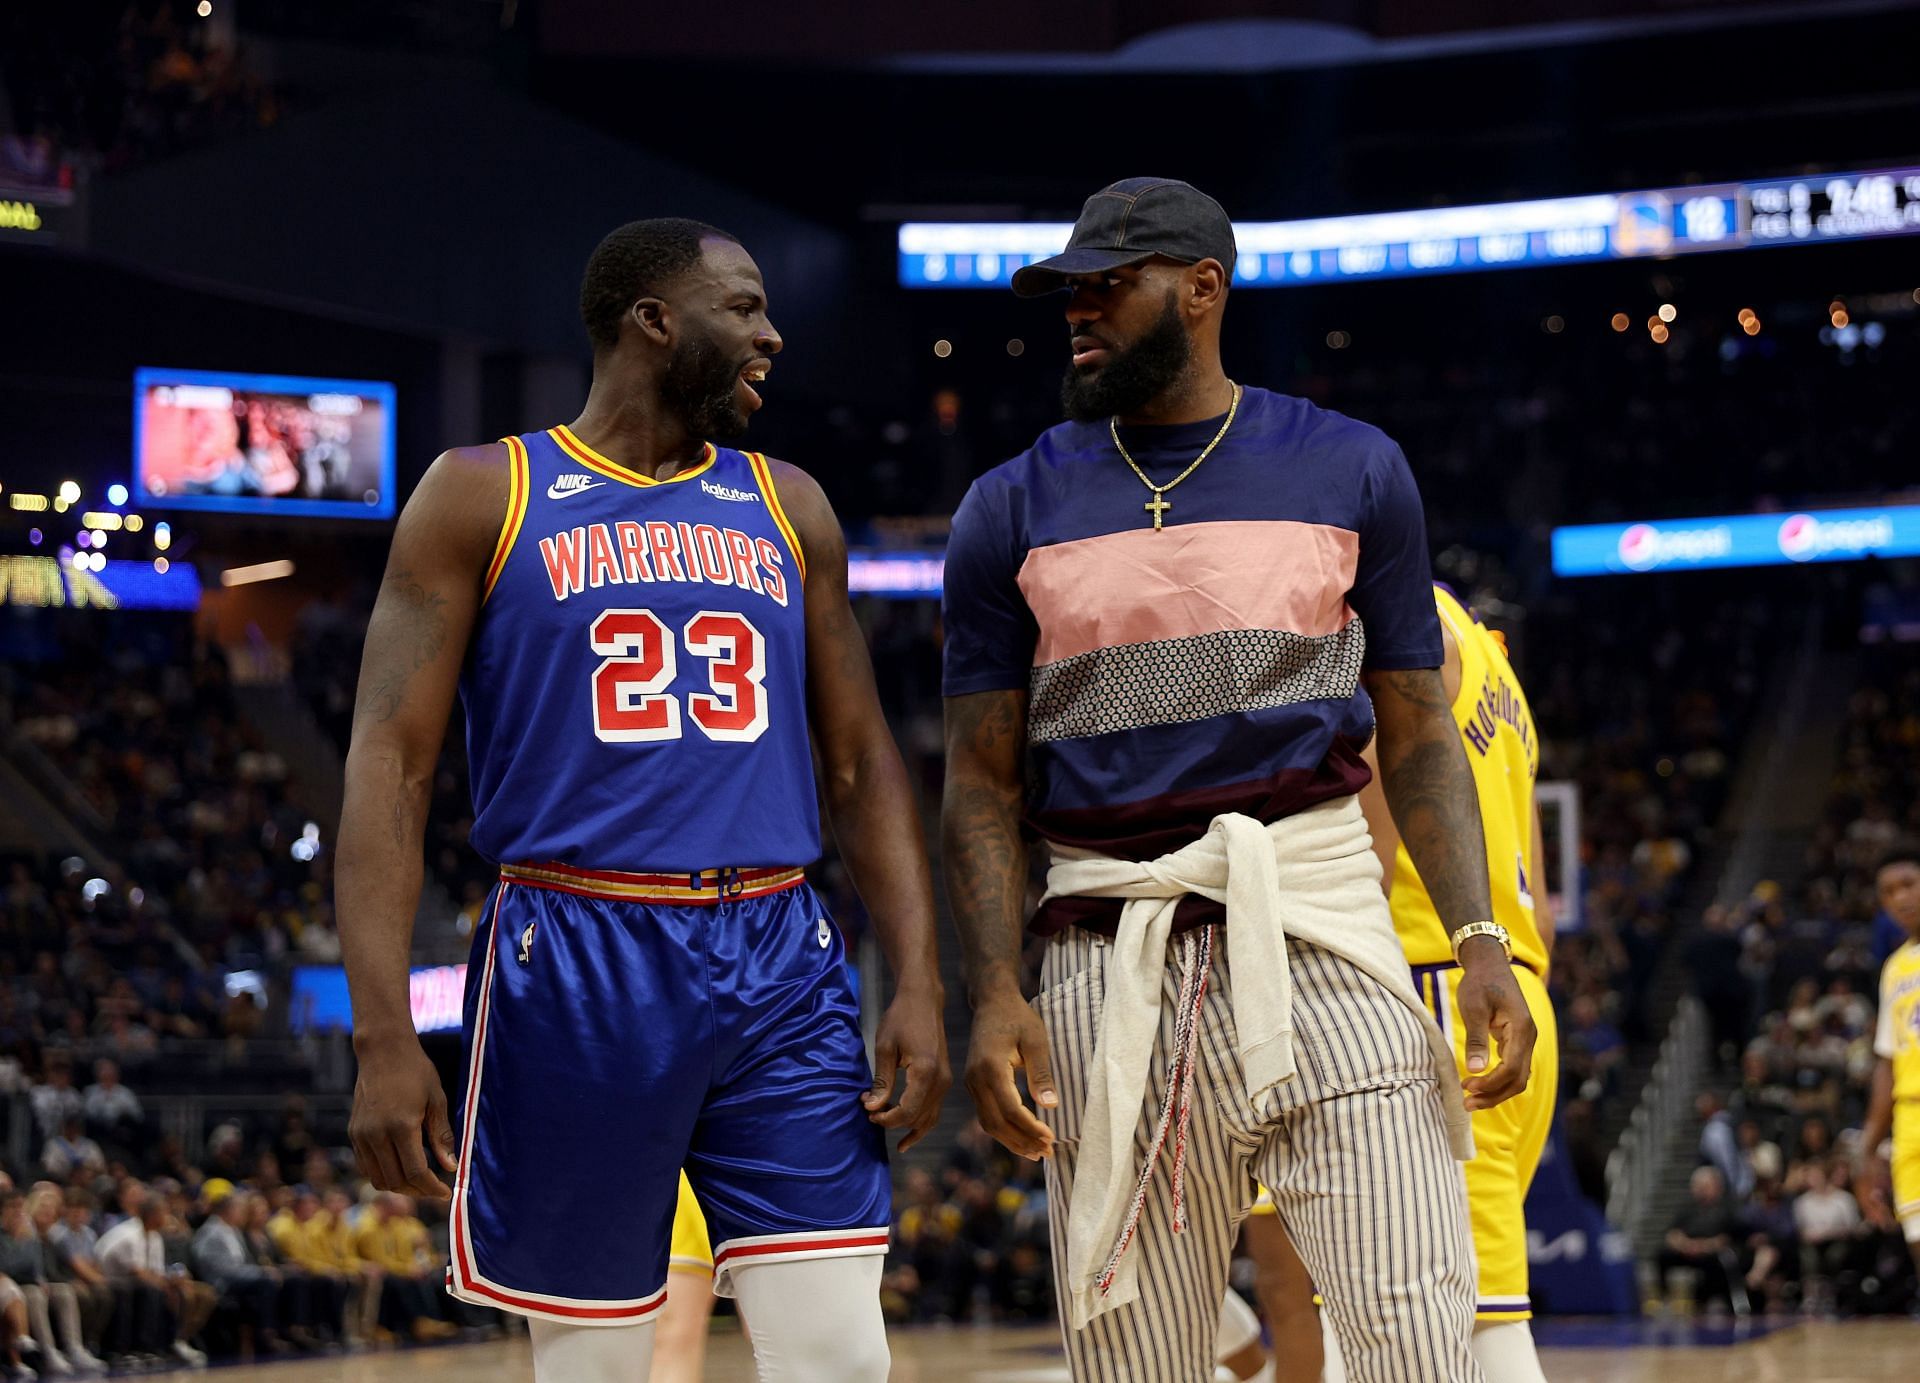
[1145,494,1171,530]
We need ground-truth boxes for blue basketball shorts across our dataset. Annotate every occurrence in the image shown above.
[445,861,892,1326]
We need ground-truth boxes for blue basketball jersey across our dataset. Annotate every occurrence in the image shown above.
[458,425,819,872]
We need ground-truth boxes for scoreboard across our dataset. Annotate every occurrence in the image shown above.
[899,166,1920,289]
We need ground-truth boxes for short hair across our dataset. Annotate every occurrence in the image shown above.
[579,218,739,351]
[1875,844,1920,876]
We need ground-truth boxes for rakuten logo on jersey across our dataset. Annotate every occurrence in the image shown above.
[1616,522,1731,571]
[1778,512,1893,562]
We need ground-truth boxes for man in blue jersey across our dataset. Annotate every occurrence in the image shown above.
[337,218,948,1383]
[942,179,1536,1381]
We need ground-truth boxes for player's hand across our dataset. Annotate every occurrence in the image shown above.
[864,986,953,1152]
[350,1035,457,1201]
[964,989,1057,1160]
[1456,938,1536,1113]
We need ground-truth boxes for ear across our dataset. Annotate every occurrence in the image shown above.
[1186,258,1228,316]
[628,296,672,348]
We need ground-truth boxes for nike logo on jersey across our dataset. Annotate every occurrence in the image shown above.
[701,479,761,503]
[547,474,606,499]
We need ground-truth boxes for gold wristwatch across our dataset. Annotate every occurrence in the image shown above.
[1451,920,1512,963]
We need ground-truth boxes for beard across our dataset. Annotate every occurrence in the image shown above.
[1060,291,1193,423]
[662,329,751,440]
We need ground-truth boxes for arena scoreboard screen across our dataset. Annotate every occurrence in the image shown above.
[134,367,397,519]
[899,165,1920,289]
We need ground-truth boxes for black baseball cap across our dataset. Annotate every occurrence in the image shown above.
[1010,177,1237,298]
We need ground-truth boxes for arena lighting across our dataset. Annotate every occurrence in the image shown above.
[933,339,953,357]
[1554,504,1920,577]
[219,558,295,587]
[81,511,123,530]
[57,481,79,503]
[1610,313,1630,332]
[899,164,1920,288]
[1657,303,1678,322]
[107,483,128,506]
[124,514,143,532]
[8,493,48,511]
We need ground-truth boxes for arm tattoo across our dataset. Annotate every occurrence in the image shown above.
[1372,669,1494,937]
[941,693,1030,998]
[360,567,450,724]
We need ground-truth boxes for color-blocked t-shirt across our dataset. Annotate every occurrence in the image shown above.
[942,386,1442,935]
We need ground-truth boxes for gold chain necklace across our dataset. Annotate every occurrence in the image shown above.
[1108,381,1242,531]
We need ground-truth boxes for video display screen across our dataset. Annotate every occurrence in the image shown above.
[134,368,396,518]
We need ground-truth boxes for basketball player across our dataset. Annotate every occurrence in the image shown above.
[1862,846,1920,1283]
[942,177,1536,1382]
[1238,586,1560,1383]
[337,218,949,1383]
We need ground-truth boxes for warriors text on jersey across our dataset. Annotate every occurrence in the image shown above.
[457,426,817,872]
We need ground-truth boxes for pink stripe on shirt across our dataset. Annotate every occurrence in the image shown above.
[1015,519,1359,667]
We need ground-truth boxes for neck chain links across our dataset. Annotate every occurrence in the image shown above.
[1108,381,1242,530]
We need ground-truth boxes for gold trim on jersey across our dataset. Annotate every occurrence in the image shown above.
[550,425,717,489]
[481,437,530,604]
[746,451,807,583]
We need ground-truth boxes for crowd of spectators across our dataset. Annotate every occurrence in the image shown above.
[3,621,343,1006]
[882,1126,1053,1326]
[1664,652,1920,1319]
[0,3,283,177]
[0,1075,493,1377]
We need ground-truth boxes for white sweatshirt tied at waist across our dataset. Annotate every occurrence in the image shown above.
[1039,793,1474,1331]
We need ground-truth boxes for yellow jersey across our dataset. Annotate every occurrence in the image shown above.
[266,1211,337,1275]
[354,1215,437,1275]
[1390,586,1548,974]
[1876,940,1920,1103]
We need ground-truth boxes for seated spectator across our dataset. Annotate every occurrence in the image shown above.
[95,1194,206,1369]
[40,1116,106,1182]
[28,1060,82,1144]
[320,1188,380,1344]
[1740,1177,1799,1311]
[82,1060,145,1155]
[272,1100,317,1179]
[1656,1167,1745,1314]
[190,1188,286,1354]
[28,1188,107,1373]
[1697,1092,1752,1201]
[243,1190,335,1348]
[1792,1160,1862,1313]
[266,1188,351,1345]
[1563,995,1627,1097]
[0,1189,74,1375]
[353,1194,455,1343]
[0,1268,37,1382]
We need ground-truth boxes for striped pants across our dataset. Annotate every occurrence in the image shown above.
[1037,927,1481,1383]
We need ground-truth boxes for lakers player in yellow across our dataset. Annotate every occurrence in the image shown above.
[1227,585,1558,1383]
[1861,848,1920,1284]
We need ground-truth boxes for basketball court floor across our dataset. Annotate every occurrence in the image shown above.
[203,1318,1914,1381]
